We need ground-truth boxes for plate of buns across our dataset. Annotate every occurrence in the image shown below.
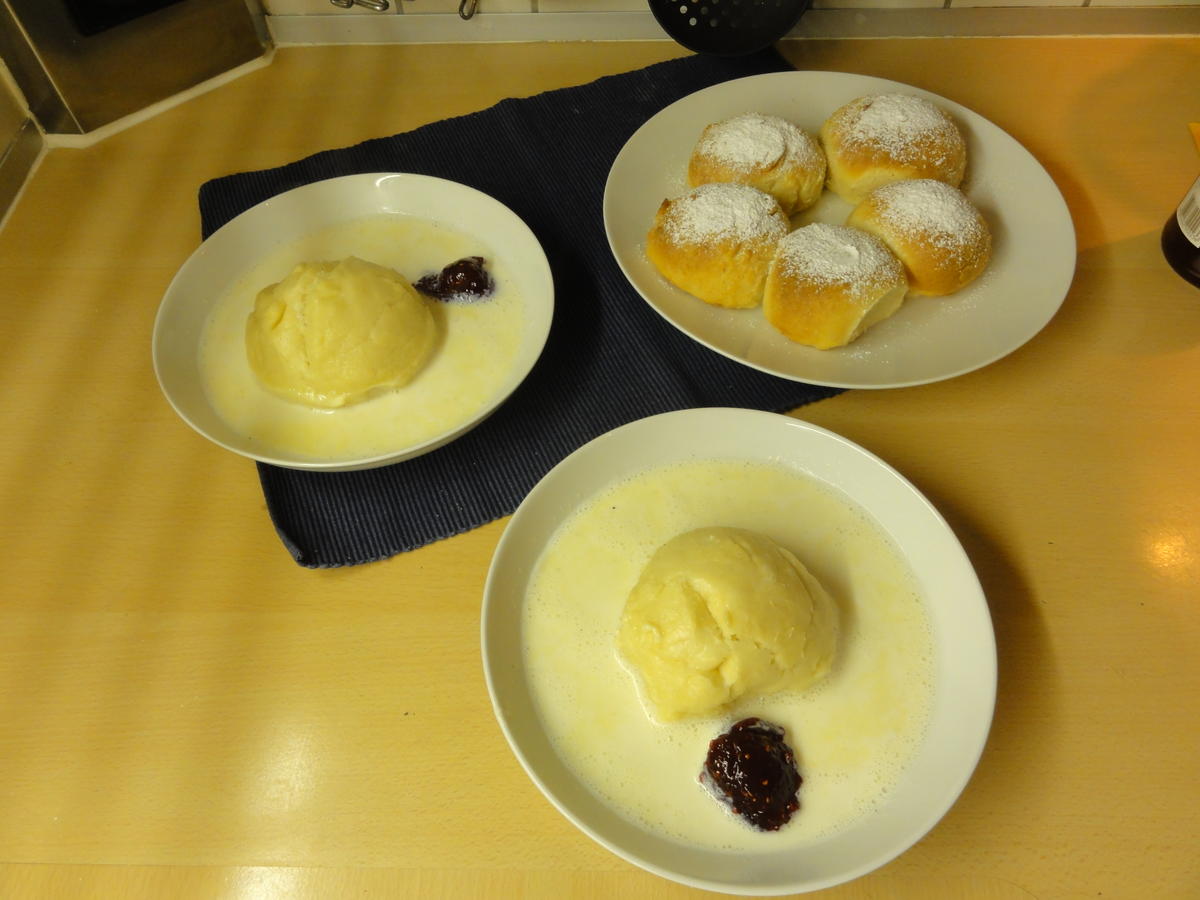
[603,71,1075,388]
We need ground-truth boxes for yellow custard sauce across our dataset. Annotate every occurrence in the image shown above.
[523,457,935,850]
[200,214,525,462]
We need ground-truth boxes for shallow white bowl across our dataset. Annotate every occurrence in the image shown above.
[482,408,996,895]
[152,173,554,471]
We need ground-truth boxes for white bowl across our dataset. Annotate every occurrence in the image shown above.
[152,173,554,471]
[482,408,996,895]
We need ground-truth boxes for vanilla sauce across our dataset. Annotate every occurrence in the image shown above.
[523,457,935,850]
[200,214,525,461]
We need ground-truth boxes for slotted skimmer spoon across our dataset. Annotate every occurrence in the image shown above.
[648,0,811,56]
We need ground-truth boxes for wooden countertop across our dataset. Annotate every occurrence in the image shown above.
[1,37,1198,899]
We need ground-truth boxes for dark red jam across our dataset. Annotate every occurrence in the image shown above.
[414,256,494,300]
[700,717,801,831]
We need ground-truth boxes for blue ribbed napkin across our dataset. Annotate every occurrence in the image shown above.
[198,49,842,567]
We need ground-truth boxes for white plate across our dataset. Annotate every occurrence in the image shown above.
[603,71,1076,389]
[153,173,554,471]
[482,408,996,895]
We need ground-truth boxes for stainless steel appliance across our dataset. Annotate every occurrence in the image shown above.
[0,0,267,134]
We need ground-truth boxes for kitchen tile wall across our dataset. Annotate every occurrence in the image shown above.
[262,0,1199,47]
[264,0,1199,11]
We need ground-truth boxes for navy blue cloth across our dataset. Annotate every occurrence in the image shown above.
[198,49,842,567]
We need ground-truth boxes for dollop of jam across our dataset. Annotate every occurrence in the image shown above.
[414,256,494,301]
[700,717,801,831]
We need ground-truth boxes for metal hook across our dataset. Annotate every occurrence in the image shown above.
[458,0,478,19]
[329,0,391,10]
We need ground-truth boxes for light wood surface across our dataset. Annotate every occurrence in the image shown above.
[2,37,1198,899]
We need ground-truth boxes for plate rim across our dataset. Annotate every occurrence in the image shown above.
[602,70,1077,389]
[481,407,997,894]
[152,171,555,472]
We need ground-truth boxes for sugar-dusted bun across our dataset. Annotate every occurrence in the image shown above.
[646,182,790,309]
[763,223,908,349]
[820,94,967,204]
[688,113,827,215]
[847,179,991,297]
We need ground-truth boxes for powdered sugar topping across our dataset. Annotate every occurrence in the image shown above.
[834,94,963,163]
[662,182,788,245]
[870,179,988,260]
[696,113,824,174]
[774,223,903,295]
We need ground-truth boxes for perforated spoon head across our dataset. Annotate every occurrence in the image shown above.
[648,0,811,57]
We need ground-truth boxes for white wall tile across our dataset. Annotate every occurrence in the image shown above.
[402,0,533,13]
[263,0,396,13]
[538,0,650,11]
[1088,0,1199,6]
[949,0,1083,7]
[813,0,943,9]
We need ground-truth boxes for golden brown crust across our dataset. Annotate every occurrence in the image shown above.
[820,94,967,205]
[846,179,991,297]
[687,113,827,215]
[645,183,790,309]
[762,223,908,349]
